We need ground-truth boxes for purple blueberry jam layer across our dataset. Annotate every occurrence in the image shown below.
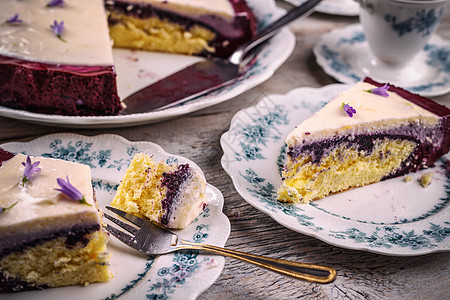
[287,122,449,180]
[0,272,49,293]
[0,55,122,116]
[160,164,192,226]
[0,224,101,259]
[105,0,257,58]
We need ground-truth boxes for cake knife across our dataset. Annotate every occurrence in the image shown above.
[120,0,322,115]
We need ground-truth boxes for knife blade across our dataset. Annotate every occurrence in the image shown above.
[120,0,322,115]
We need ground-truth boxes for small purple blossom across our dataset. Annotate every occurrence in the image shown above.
[46,0,66,7]
[365,83,390,97]
[50,20,66,42]
[342,102,356,117]
[5,13,23,24]
[21,156,41,185]
[0,202,18,215]
[55,176,91,205]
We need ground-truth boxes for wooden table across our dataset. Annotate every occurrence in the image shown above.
[1,3,449,299]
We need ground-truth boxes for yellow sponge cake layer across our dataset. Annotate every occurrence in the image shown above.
[109,13,216,56]
[0,231,110,289]
[279,139,416,203]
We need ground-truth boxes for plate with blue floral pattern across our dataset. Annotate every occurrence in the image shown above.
[2,133,230,300]
[286,0,359,16]
[314,24,450,97]
[220,83,450,256]
[0,0,295,128]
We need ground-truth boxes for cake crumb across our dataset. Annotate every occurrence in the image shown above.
[419,172,434,188]
[403,176,412,183]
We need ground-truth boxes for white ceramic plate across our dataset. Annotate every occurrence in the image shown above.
[0,0,295,128]
[314,24,450,97]
[286,0,359,16]
[220,83,450,256]
[1,133,230,300]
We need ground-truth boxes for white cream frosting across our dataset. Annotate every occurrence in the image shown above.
[123,0,235,19]
[167,167,207,229]
[0,154,99,237]
[0,0,114,66]
[286,82,440,148]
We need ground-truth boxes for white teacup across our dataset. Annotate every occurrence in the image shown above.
[356,0,449,66]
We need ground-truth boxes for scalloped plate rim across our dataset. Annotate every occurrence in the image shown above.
[220,83,450,256]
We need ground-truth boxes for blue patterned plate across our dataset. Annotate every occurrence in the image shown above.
[314,24,450,97]
[2,133,230,300]
[220,84,450,256]
[0,0,295,128]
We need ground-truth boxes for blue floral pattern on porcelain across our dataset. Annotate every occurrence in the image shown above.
[314,24,450,96]
[2,133,230,300]
[384,8,445,37]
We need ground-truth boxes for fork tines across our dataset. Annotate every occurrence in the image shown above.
[106,206,147,227]
[103,206,145,249]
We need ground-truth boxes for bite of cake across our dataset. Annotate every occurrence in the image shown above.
[111,152,208,229]
[277,77,450,204]
[0,147,111,292]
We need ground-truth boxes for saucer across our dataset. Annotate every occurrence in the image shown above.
[286,0,359,16]
[314,24,450,97]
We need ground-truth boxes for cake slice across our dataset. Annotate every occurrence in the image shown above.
[105,0,257,58]
[0,0,121,116]
[0,148,111,292]
[277,77,450,204]
[111,152,208,229]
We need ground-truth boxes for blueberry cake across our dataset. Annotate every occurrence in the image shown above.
[0,148,111,292]
[277,77,450,203]
[111,152,208,229]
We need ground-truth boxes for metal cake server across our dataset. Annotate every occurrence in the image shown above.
[104,206,336,283]
[119,0,322,114]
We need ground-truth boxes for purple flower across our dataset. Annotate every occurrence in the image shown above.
[55,176,91,206]
[365,83,390,97]
[50,20,66,42]
[5,13,23,24]
[21,156,41,185]
[0,202,18,215]
[342,102,356,117]
[46,0,66,7]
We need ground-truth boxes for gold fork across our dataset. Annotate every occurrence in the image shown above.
[104,206,337,283]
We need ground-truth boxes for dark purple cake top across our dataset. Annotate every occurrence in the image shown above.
[0,147,15,167]
[363,77,450,117]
